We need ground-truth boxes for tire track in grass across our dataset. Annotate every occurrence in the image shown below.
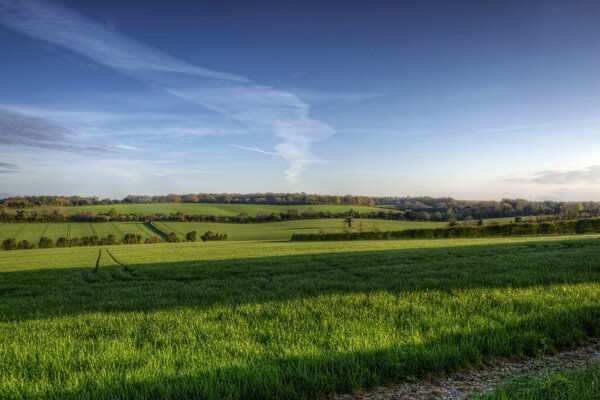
[82,249,102,282]
[134,222,150,238]
[67,223,72,239]
[37,224,49,244]
[89,223,98,236]
[105,248,135,275]
[111,222,125,238]
[14,224,26,240]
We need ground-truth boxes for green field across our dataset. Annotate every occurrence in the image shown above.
[0,222,156,243]
[1,235,599,399]
[23,203,394,216]
[153,218,446,241]
[0,219,444,243]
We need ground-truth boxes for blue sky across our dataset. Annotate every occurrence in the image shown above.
[1,0,600,200]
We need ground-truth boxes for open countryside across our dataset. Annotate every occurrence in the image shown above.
[2,1,600,399]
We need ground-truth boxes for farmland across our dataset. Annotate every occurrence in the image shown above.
[0,219,445,243]
[0,222,156,242]
[20,203,394,217]
[1,235,599,399]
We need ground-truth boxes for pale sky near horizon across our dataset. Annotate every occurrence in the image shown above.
[1,0,600,200]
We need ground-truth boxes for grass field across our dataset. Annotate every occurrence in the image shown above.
[22,203,394,216]
[152,218,446,241]
[1,235,599,399]
[0,222,156,243]
[0,218,519,243]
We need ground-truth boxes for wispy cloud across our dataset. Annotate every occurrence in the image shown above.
[504,165,600,185]
[0,162,18,173]
[231,145,278,156]
[0,0,335,182]
[0,108,109,152]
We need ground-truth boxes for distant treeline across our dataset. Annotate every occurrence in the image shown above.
[1,230,226,251]
[2,194,600,221]
[291,218,600,241]
[0,208,428,223]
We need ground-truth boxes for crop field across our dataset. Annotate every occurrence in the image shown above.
[153,218,446,241]
[0,222,155,242]
[22,203,394,216]
[1,235,599,399]
[0,219,445,243]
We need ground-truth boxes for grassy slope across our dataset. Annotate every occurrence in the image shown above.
[22,203,393,216]
[0,222,156,242]
[475,363,600,399]
[153,218,446,241]
[1,236,599,399]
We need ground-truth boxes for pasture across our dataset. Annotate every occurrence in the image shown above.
[0,219,445,243]
[0,222,156,242]
[20,203,393,216]
[1,235,599,399]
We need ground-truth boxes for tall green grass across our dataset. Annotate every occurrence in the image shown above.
[0,237,599,399]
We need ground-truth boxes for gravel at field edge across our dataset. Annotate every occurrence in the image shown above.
[330,337,600,400]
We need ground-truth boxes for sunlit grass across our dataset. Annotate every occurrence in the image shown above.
[0,236,599,399]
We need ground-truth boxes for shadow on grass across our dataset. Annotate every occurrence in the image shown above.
[20,305,600,400]
[0,238,599,323]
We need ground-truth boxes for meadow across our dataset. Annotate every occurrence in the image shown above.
[0,222,156,243]
[0,219,445,243]
[22,203,393,216]
[1,235,599,399]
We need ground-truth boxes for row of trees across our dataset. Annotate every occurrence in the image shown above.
[0,208,432,223]
[0,193,376,208]
[1,230,227,251]
[291,218,600,241]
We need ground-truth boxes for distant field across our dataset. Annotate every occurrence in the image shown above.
[22,203,393,216]
[0,219,444,243]
[0,236,599,399]
[0,222,155,243]
[153,218,446,241]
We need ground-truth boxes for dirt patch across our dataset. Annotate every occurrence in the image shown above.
[331,338,600,400]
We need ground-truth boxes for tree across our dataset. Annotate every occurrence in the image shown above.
[107,207,119,218]
[56,237,70,247]
[166,232,181,243]
[17,240,34,249]
[185,231,197,242]
[38,236,54,248]
[2,238,17,250]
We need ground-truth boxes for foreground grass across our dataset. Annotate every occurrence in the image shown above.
[0,236,599,399]
[474,363,600,399]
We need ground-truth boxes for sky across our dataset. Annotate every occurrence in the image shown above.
[1,0,600,200]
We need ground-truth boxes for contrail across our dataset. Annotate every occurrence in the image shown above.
[0,0,335,182]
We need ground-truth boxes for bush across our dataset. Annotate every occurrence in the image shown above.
[122,233,143,244]
[145,236,163,244]
[185,231,197,242]
[2,238,17,250]
[38,237,54,248]
[200,231,227,241]
[166,232,181,243]
[17,240,34,249]
[56,237,70,247]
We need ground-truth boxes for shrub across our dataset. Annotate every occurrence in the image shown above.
[144,236,163,244]
[38,237,54,248]
[122,233,143,244]
[17,240,34,249]
[200,231,227,241]
[56,237,70,247]
[166,232,181,243]
[185,231,197,242]
[2,238,17,250]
